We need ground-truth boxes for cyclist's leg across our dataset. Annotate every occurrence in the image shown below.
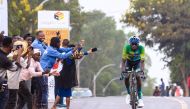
[136,76,142,99]
[125,78,130,94]
[134,60,142,99]
[124,60,132,94]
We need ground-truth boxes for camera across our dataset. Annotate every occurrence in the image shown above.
[13,44,23,50]
[16,45,23,50]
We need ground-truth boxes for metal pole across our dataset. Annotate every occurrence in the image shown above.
[95,64,115,79]
[76,60,80,87]
[102,77,120,96]
[39,0,49,6]
[93,74,96,97]
[93,64,115,97]
[76,56,85,87]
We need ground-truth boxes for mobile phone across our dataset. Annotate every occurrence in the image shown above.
[91,48,97,52]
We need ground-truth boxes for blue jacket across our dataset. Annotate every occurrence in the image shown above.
[40,46,73,71]
[31,39,47,55]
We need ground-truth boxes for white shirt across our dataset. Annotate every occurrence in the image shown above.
[20,58,43,81]
[7,57,27,89]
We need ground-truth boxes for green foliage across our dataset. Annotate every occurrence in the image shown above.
[123,0,190,90]
[8,0,83,39]
[79,10,126,96]
[8,0,44,35]
[8,1,153,96]
[142,77,156,96]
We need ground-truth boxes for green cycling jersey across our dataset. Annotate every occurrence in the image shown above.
[122,44,145,61]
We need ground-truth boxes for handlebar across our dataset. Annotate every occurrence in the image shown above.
[120,70,146,81]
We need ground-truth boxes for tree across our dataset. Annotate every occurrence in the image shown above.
[8,0,83,40]
[122,0,190,96]
[143,77,156,96]
[8,0,44,35]
[79,10,153,96]
[79,10,126,96]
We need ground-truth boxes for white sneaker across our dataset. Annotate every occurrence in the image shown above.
[125,94,131,104]
[138,99,144,108]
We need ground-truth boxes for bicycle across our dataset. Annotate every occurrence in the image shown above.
[120,68,145,109]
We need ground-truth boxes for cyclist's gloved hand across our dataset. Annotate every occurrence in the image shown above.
[120,72,124,80]
[140,71,146,80]
[120,70,127,80]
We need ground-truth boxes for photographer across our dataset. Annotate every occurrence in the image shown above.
[0,37,22,109]
[5,42,27,109]
[52,39,95,109]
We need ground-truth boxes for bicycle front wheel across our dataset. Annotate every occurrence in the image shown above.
[131,91,137,109]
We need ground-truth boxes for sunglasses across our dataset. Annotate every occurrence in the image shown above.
[131,43,138,45]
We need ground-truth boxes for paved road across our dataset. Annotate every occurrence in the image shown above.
[48,96,190,109]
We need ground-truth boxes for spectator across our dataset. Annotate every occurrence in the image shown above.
[171,83,177,96]
[23,33,33,46]
[32,36,35,42]
[22,33,34,109]
[5,41,27,109]
[165,86,170,96]
[17,49,53,109]
[160,78,165,96]
[153,86,160,96]
[12,35,21,43]
[175,86,183,97]
[37,37,76,109]
[31,31,47,55]
[22,33,33,58]
[52,39,92,109]
[54,39,70,108]
[31,31,47,108]
[0,37,22,109]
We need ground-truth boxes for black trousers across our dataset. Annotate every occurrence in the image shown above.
[0,80,9,109]
[17,81,32,109]
[5,89,18,109]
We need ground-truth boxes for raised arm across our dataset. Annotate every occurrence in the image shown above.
[47,49,73,59]
[58,47,72,53]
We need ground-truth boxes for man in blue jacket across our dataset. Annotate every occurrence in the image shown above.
[31,31,47,55]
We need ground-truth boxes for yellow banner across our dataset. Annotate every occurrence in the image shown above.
[39,29,69,44]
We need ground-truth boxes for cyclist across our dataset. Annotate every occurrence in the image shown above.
[121,36,145,108]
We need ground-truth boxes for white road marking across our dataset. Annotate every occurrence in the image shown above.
[166,97,188,109]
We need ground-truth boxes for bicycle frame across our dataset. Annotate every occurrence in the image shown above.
[121,68,139,109]
[128,70,138,109]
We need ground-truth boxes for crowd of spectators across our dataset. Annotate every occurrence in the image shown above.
[0,31,94,109]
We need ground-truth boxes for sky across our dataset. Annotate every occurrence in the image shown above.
[79,0,170,86]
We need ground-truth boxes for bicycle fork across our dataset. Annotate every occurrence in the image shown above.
[130,74,138,106]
